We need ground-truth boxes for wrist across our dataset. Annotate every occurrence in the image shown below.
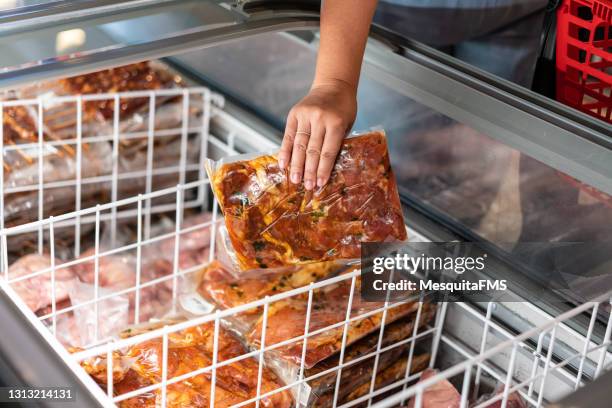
[311,77,357,94]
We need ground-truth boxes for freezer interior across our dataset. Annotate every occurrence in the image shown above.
[0,4,611,408]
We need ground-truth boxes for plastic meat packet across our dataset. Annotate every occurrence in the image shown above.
[6,253,76,314]
[66,281,130,347]
[206,130,407,270]
[79,319,293,408]
[198,261,427,368]
[2,105,112,229]
[305,311,434,407]
[17,62,198,141]
[198,261,437,407]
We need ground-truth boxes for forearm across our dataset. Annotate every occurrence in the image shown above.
[313,0,378,90]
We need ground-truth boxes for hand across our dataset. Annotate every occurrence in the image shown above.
[278,79,357,190]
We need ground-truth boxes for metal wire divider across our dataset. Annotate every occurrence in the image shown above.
[0,88,610,407]
[0,87,225,256]
[1,177,611,407]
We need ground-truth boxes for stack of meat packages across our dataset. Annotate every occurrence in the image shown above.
[2,61,202,257]
[198,130,439,407]
[7,212,214,347]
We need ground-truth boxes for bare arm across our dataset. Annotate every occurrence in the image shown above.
[278,0,378,190]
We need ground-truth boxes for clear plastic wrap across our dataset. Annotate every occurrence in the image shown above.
[58,281,130,347]
[79,319,293,408]
[17,62,195,140]
[6,253,76,313]
[3,62,204,255]
[68,212,214,325]
[2,105,112,229]
[206,130,407,270]
[198,260,423,368]
[304,313,434,407]
[198,261,437,406]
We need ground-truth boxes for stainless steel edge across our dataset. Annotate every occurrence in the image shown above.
[362,44,612,195]
[0,16,318,92]
[0,287,106,408]
[550,369,612,408]
[0,0,165,27]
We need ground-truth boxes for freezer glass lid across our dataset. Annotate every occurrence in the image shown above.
[172,31,612,304]
[0,0,239,77]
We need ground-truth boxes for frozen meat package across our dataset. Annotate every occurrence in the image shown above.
[206,130,407,271]
[7,212,215,348]
[198,260,436,407]
[2,62,206,253]
[77,319,293,408]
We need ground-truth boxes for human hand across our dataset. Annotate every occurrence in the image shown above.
[278,79,357,190]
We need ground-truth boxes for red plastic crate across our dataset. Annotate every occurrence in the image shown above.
[556,0,611,123]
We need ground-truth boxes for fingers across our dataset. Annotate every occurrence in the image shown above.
[317,125,345,187]
[303,123,325,190]
[289,122,311,185]
[278,113,298,169]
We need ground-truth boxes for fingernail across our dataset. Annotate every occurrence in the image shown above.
[304,179,314,190]
[278,159,285,169]
[291,172,300,184]
[317,177,326,187]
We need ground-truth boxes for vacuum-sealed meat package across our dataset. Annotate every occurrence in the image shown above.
[206,130,407,270]
[3,62,207,257]
[78,319,293,408]
[198,261,437,406]
[17,62,198,141]
[6,253,76,314]
[2,105,112,230]
[304,310,435,407]
[198,260,422,368]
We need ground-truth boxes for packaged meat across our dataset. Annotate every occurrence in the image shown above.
[198,259,351,316]
[3,62,206,256]
[206,130,407,270]
[305,309,435,407]
[143,212,214,272]
[65,281,130,347]
[67,212,213,325]
[198,260,433,372]
[2,105,112,230]
[6,253,76,313]
[17,62,196,141]
[336,353,430,408]
[80,320,293,408]
[247,276,420,369]
[407,368,461,408]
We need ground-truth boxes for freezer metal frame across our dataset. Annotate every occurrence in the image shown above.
[0,86,610,406]
[0,1,610,407]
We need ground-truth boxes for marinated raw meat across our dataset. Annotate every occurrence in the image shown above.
[74,347,132,384]
[198,259,349,314]
[407,369,460,408]
[340,353,430,407]
[7,254,76,313]
[208,130,407,270]
[248,277,420,368]
[307,309,435,407]
[58,62,182,121]
[80,322,293,408]
[4,62,202,247]
[198,261,423,369]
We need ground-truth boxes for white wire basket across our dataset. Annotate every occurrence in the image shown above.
[0,86,611,408]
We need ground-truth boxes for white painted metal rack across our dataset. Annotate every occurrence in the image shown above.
[0,87,610,408]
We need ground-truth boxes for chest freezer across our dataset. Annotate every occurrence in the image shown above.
[0,1,611,407]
